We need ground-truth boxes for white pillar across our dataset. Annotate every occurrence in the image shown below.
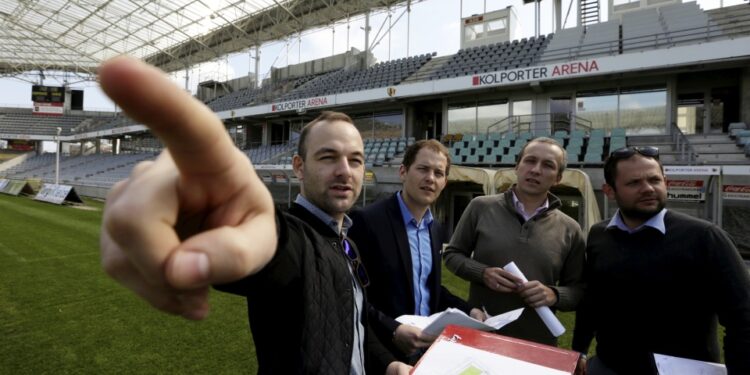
[55,127,61,185]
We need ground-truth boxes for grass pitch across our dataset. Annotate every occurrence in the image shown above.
[0,193,724,373]
[0,194,254,374]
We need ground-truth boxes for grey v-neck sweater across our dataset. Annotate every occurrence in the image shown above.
[444,191,585,346]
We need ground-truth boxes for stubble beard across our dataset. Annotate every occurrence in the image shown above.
[618,199,666,223]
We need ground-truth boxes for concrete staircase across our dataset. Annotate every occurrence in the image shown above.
[627,133,749,165]
[402,55,452,83]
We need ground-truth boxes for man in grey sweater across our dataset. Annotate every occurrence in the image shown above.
[444,137,585,346]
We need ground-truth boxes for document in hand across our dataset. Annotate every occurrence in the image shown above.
[412,325,581,375]
[396,307,523,337]
[654,353,727,375]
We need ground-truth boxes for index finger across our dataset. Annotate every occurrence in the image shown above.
[98,56,236,177]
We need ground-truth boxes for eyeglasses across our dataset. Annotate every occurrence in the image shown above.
[609,146,659,160]
[342,239,370,288]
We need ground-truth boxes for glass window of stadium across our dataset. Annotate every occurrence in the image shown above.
[448,100,509,135]
[353,111,403,139]
[576,87,666,135]
[512,100,532,133]
[620,88,667,134]
[486,19,507,36]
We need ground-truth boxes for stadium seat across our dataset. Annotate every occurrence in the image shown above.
[500,155,516,164]
[583,153,602,164]
[729,122,748,138]
[611,128,626,138]
[553,130,568,138]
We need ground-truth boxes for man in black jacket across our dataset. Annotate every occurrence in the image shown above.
[572,146,750,374]
[349,140,483,362]
[98,57,409,374]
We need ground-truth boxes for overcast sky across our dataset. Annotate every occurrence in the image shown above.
[0,0,742,111]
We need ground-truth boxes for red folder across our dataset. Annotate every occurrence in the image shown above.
[412,325,581,374]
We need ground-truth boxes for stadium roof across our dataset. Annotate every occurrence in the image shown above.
[0,0,407,77]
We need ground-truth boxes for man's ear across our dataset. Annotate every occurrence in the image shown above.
[603,183,616,200]
[398,164,407,183]
[292,154,304,181]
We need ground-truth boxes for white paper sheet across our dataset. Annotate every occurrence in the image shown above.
[503,261,566,337]
[654,353,727,375]
[396,307,524,337]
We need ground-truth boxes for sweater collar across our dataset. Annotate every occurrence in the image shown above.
[504,185,562,218]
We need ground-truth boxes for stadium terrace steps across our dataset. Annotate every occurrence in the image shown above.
[430,36,551,80]
[207,74,321,112]
[280,53,434,100]
[708,3,750,36]
[0,111,95,136]
[626,134,749,164]
[0,144,295,188]
[400,55,452,83]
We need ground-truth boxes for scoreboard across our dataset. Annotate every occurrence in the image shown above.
[31,85,65,103]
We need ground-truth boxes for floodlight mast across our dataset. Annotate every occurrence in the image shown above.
[55,127,62,185]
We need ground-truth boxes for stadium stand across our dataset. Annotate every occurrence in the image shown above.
[281,53,433,100]
[430,36,551,79]
[0,142,297,187]
[0,110,91,136]
[206,73,322,112]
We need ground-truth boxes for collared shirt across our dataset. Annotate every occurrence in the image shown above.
[511,190,549,222]
[607,208,667,235]
[294,194,364,375]
[295,194,353,236]
[396,191,433,316]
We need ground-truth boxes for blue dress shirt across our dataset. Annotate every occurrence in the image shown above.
[396,191,433,316]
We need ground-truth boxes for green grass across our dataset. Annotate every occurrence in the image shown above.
[1,193,725,373]
[0,195,255,374]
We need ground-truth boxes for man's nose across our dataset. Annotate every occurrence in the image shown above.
[334,157,352,176]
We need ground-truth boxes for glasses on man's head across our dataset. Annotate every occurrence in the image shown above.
[609,146,659,160]
[342,239,370,288]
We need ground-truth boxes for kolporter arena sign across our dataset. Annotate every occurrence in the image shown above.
[472,60,600,86]
[271,96,329,112]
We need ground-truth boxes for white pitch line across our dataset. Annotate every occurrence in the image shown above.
[0,241,27,262]
[23,251,99,263]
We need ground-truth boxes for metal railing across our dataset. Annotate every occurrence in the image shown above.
[670,122,697,164]
[485,112,593,136]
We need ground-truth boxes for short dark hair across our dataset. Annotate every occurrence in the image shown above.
[402,139,452,175]
[603,149,664,190]
[517,137,567,177]
[297,111,354,160]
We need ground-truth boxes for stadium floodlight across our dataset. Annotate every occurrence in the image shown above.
[55,127,61,186]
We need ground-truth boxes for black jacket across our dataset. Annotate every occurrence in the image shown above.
[217,203,394,374]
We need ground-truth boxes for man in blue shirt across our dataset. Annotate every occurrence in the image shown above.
[349,140,483,362]
[572,146,750,374]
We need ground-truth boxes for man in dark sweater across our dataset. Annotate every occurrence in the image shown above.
[98,57,409,374]
[572,146,750,374]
